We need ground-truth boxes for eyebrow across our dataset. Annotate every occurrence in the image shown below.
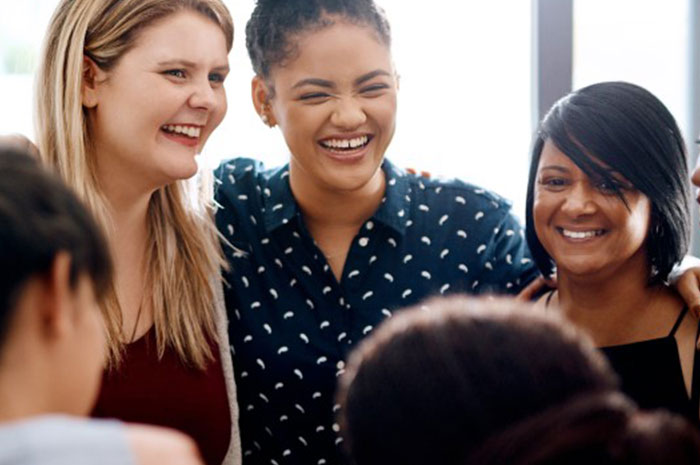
[157,59,230,72]
[354,69,392,85]
[538,165,569,173]
[291,69,392,90]
[292,78,334,90]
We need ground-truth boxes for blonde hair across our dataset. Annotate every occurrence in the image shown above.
[35,0,234,368]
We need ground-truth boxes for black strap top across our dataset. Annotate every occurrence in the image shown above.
[600,306,700,425]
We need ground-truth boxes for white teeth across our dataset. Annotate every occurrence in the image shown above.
[161,124,201,138]
[560,228,603,239]
[320,135,369,150]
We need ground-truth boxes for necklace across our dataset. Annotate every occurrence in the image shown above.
[128,302,144,343]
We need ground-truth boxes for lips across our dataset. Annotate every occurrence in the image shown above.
[556,226,607,240]
[160,123,203,148]
[318,134,373,154]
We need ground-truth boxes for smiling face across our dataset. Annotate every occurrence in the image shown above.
[258,19,398,194]
[533,140,652,279]
[85,10,229,191]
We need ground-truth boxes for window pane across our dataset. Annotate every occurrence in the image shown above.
[1,1,533,218]
[210,1,533,218]
[573,0,690,138]
[0,0,56,139]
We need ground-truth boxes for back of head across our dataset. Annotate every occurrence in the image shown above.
[0,144,111,348]
[525,81,690,283]
[246,0,391,79]
[337,296,617,465]
[466,392,700,465]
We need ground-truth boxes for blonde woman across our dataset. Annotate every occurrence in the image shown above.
[34,1,239,464]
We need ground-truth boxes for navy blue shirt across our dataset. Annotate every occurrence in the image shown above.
[214,158,538,465]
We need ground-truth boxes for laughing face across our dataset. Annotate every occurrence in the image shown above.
[258,19,398,195]
[533,140,651,279]
[86,11,229,192]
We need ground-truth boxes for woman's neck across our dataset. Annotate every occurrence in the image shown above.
[289,164,386,230]
[555,252,682,346]
[289,163,386,281]
[99,170,154,339]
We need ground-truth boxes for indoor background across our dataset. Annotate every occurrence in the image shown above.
[1,0,698,245]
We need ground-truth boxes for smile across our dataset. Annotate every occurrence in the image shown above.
[319,135,371,152]
[161,124,201,139]
[556,227,606,239]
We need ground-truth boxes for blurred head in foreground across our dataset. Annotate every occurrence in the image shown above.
[338,296,700,465]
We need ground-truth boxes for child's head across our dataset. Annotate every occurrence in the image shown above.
[0,144,112,415]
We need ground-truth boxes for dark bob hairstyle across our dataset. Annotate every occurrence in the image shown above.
[525,81,690,284]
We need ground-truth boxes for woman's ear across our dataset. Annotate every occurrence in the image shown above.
[81,56,106,108]
[40,252,74,339]
[251,76,276,127]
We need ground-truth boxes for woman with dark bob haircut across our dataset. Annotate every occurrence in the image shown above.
[526,81,699,423]
[337,296,700,465]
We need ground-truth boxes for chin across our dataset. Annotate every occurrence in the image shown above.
[558,261,609,279]
[165,161,200,183]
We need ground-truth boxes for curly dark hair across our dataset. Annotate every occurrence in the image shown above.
[245,0,391,79]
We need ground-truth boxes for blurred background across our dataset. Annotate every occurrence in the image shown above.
[1,0,698,241]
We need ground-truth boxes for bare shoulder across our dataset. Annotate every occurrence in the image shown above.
[124,424,203,465]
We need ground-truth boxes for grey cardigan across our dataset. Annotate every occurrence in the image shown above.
[214,278,241,465]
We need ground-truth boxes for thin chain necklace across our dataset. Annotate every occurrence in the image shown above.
[128,301,144,343]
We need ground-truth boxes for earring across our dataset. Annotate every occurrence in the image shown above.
[260,104,273,127]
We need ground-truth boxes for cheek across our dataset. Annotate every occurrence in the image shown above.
[532,192,556,246]
[624,205,652,243]
[370,97,397,129]
[213,90,228,126]
[532,189,551,224]
[280,107,318,141]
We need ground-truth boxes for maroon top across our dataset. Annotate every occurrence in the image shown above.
[92,326,231,465]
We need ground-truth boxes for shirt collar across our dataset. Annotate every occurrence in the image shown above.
[262,164,299,232]
[372,159,410,235]
[262,159,411,235]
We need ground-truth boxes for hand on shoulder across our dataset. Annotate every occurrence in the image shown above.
[124,424,204,465]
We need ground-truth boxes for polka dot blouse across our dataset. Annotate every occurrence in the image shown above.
[214,158,539,465]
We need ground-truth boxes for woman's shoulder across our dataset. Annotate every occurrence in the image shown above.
[385,162,515,219]
[214,157,290,195]
[214,157,267,180]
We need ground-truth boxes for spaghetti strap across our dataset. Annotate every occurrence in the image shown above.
[690,320,700,414]
[668,306,689,337]
[544,289,555,308]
